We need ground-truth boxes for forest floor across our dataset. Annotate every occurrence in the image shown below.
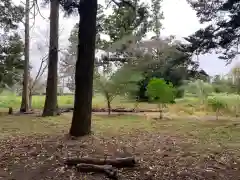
[0,113,239,180]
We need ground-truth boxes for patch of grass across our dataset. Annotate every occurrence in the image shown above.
[0,114,239,156]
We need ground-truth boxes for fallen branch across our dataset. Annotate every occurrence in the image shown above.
[59,107,159,113]
[76,163,118,179]
[65,157,136,168]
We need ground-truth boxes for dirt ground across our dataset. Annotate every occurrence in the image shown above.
[0,132,239,180]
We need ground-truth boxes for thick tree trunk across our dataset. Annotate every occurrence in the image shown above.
[69,0,97,137]
[20,0,30,113]
[42,0,59,117]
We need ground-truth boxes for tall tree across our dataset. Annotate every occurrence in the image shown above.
[0,0,25,90]
[151,0,164,38]
[60,4,105,91]
[67,0,98,136]
[42,0,60,116]
[61,0,149,137]
[20,0,30,112]
[182,0,240,61]
[0,34,25,89]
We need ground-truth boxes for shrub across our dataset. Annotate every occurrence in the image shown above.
[146,78,176,119]
[207,97,226,120]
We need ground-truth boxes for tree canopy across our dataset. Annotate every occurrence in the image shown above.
[181,0,240,61]
[0,33,24,89]
[0,0,24,31]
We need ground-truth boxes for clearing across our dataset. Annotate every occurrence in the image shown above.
[0,113,239,180]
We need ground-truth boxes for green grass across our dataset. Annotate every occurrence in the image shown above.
[0,113,239,156]
[1,93,240,117]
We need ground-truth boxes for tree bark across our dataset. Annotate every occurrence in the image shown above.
[29,90,32,110]
[106,95,111,115]
[158,104,163,119]
[69,0,97,136]
[65,157,136,168]
[42,0,59,117]
[20,0,30,113]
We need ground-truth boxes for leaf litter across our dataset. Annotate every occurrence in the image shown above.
[0,131,239,180]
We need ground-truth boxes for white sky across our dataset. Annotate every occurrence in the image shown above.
[12,0,239,77]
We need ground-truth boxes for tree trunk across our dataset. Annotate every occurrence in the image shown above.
[20,0,30,113]
[158,104,163,119]
[107,100,111,115]
[29,90,32,110]
[106,95,111,115]
[42,0,59,117]
[69,0,97,137]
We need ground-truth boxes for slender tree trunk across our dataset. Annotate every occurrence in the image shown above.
[42,0,59,116]
[106,98,111,115]
[20,0,30,112]
[158,104,163,119]
[29,90,32,110]
[69,0,97,137]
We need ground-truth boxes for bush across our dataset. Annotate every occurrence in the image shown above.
[146,78,176,119]
[207,96,226,120]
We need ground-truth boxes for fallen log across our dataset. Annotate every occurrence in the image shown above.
[65,157,136,168]
[76,163,118,179]
[59,107,160,113]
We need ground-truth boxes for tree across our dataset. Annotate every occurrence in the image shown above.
[61,0,150,137]
[0,1,24,91]
[0,0,24,31]
[0,34,24,89]
[20,0,31,112]
[229,63,240,94]
[208,97,225,120]
[64,0,98,136]
[146,78,175,119]
[212,74,235,93]
[42,0,60,116]
[182,79,213,105]
[133,38,208,101]
[94,67,142,114]
[150,0,164,38]
[60,4,105,91]
[182,0,240,61]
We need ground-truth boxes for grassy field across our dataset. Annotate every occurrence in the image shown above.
[1,93,240,117]
[0,113,239,179]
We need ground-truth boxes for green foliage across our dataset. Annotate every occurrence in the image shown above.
[182,79,213,104]
[103,1,150,43]
[207,97,226,120]
[0,33,24,89]
[146,78,175,118]
[94,67,143,113]
[0,0,24,31]
[150,0,164,38]
[183,0,240,60]
[146,78,175,103]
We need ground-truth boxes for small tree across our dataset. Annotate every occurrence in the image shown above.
[207,97,226,120]
[146,78,175,119]
[94,67,142,115]
[183,79,213,105]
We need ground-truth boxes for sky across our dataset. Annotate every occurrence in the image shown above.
[13,0,239,77]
